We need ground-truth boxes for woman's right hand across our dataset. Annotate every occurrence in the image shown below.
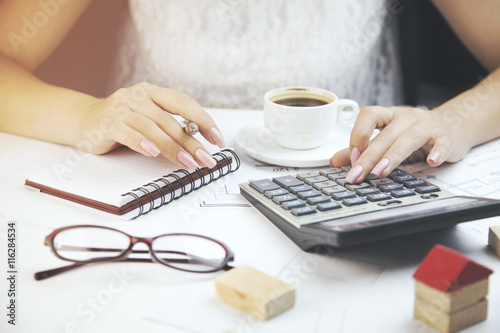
[330,106,472,183]
[78,82,226,170]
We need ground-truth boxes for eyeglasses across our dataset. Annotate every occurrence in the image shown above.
[35,225,234,281]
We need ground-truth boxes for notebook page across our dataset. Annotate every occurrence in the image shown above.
[26,147,182,207]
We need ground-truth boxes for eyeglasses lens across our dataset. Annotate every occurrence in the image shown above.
[53,227,130,262]
[152,235,227,272]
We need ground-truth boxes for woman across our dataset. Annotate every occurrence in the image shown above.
[1,0,499,182]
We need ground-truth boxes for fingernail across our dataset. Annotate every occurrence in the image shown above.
[345,165,363,184]
[177,151,198,170]
[350,147,361,165]
[210,127,226,148]
[140,140,160,157]
[195,149,217,168]
[372,158,390,176]
[428,151,442,164]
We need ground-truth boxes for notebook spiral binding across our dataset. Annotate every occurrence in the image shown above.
[122,149,240,218]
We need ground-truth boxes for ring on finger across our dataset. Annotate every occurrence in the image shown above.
[181,120,199,136]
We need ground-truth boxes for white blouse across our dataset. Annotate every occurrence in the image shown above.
[109,0,403,109]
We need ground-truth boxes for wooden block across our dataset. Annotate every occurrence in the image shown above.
[414,278,489,313]
[488,226,500,258]
[215,266,295,321]
[414,297,488,333]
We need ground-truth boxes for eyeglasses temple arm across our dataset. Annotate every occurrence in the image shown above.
[34,262,88,281]
[34,258,163,281]
[34,255,222,281]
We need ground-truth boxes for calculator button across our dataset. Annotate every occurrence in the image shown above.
[388,169,407,178]
[356,187,381,196]
[342,197,368,206]
[272,194,298,204]
[250,179,281,193]
[421,193,440,199]
[392,174,417,183]
[365,174,380,181]
[319,168,344,176]
[335,178,349,186]
[297,189,322,200]
[415,185,441,194]
[281,199,306,210]
[313,180,338,190]
[297,172,319,180]
[345,183,371,191]
[377,199,402,206]
[369,178,394,187]
[321,185,346,195]
[391,189,416,198]
[304,176,329,185]
[327,172,348,181]
[272,175,304,189]
[306,195,331,205]
[264,188,289,198]
[367,192,392,202]
[291,206,317,216]
[332,191,356,200]
[378,183,404,192]
[317,202,342,211]
[403,179,428,188]
[289,185,313,194]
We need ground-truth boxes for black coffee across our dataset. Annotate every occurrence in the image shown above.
[273,97,328,107]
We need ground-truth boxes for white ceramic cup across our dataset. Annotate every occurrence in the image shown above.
[264,87,359,150]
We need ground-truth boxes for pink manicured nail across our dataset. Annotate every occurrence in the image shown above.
[428,151,442,164]
[177,151,198,169]
[345,165,363,184]
[350,147,361,165]
[140,140,160,157]
[195,149,216,168]
[210,127,226,148]
[372,158,390,176]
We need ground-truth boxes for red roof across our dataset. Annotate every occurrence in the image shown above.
[413,244,493,292]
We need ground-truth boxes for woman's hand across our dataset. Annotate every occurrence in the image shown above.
[79,82,225,169]
[330,106,472,183]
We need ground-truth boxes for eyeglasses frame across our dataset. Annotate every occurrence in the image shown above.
[35,224,235,281]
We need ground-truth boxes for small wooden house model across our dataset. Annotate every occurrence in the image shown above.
[413,244,493,333]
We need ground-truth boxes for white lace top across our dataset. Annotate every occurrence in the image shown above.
[109,0,403,109]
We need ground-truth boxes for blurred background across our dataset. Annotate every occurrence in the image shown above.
[35,0,488,107]
[34,0,123,98]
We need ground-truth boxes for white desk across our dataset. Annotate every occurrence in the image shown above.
[1,108,500,333]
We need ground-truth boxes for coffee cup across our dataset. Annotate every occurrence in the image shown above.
[264,87,359,150]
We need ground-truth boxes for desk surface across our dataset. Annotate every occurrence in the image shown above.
[1,108,500,333]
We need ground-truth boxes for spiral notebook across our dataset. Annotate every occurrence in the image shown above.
[24,147,240,219]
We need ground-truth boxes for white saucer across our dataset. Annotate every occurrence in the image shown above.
[235,121,351,167]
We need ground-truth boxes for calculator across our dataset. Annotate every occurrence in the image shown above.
[239,167,500,249]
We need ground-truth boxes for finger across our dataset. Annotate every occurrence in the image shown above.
[107,119,160,157]
[349,106,395,164]
[128,100,217,168]
[426,129,454,167]
[111,117,199,170]
[330,147,350,167]
[146,84,226,148]
[345,118,411,183]
[374,128,433,179]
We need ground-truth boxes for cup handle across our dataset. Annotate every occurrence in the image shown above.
[336,99,360,126]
